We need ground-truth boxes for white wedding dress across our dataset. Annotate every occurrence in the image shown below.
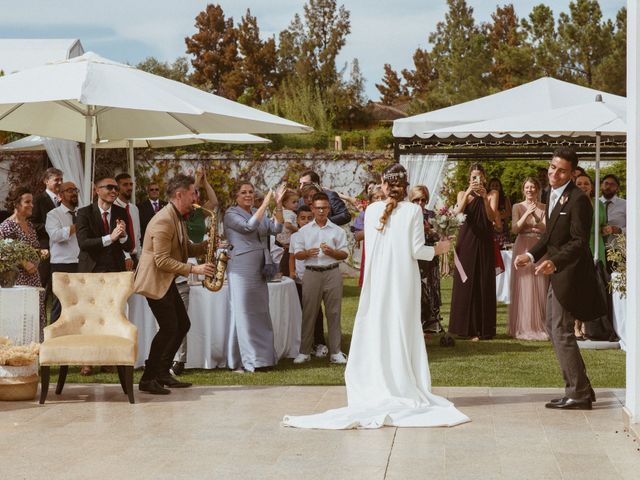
[283,201,470,429]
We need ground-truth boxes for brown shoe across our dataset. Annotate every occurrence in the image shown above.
[100,366,116,373]
[80,366,93,376]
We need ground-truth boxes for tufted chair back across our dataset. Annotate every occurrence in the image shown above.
[45,272,137,342]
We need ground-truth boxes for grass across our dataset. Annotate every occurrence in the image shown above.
[60,277,625,388]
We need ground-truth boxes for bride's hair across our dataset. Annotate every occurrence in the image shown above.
[378,163,408,232]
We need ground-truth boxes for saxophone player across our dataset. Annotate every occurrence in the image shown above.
[134,174,216,395]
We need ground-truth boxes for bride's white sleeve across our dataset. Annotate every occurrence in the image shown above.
[411,207,435,261]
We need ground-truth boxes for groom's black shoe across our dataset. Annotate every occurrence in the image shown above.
[139,379,171,395]
[158,375,192,388]
[549,389,596,405]
[545,398,592,410]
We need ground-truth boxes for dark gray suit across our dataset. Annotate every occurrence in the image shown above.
[529,181,604,400]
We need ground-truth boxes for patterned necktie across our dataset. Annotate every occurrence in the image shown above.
[153,201,159,213]
[54,197,60,207]
[125,204,135,252]
[102,211,110,234]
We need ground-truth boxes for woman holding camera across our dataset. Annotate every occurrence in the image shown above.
[448,163,499,340]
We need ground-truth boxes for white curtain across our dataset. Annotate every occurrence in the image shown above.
[42,138,88,206]
[399,153,448,209]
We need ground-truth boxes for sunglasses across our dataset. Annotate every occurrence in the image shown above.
[99,184,120,192]
[148,188,160,191]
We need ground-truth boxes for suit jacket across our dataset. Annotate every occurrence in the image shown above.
[76,203,131,273]
[223,206,283,257]
[529,181,605,321]
[325,189,351,226]
[134,204,206,300]
[31,191,57,248]
[137,199,167,245]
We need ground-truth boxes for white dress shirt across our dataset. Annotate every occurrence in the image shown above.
[99,205,128,247]
[288,231,306,281]
[45,189,59,207]
[114,198,142,256]
[291,219,348,268]
[45,204,80,264]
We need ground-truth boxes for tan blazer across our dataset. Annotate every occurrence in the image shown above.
[134,204,205,300]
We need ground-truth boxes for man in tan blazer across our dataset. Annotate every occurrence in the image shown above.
[134,174,215,395]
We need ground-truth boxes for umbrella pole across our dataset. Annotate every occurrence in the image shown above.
[128,140,135,204]
[594,131,601,262]
[83,112,94,205]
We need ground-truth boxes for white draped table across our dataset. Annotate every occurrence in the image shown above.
[0,286,41,345]
[128,277,301,369]
[496,250,512,304]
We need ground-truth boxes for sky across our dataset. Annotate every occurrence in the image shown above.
[0,0,627,101]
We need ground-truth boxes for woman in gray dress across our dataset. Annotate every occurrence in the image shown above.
[224,181,285,372]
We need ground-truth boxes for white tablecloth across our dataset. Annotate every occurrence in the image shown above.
[611,273,627,351]
[496,250,512,304]
[0,286,40,345]
[128,277,301,368]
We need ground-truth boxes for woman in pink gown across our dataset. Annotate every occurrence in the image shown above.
[508,177,549,340]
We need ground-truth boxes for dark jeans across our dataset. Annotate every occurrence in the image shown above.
[38,257,52,322]
[142,283,191,381]
[50,263,79,322]
[295,281,326,346]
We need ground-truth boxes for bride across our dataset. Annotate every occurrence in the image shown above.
[283,164,470,429]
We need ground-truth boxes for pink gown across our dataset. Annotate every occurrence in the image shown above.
[507,202,550,340]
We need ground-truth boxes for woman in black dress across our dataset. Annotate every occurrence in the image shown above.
[448,164,499,340]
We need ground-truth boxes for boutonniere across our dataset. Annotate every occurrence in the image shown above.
[559,194,568,206]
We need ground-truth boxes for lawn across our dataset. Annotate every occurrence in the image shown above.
[62,277,625,387]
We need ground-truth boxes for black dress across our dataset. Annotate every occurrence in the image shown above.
[418,210,442,333]
[448,194,496,339]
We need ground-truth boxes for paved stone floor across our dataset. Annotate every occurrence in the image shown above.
[1,386,639,479]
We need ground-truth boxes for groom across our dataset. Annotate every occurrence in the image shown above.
[514,147,604,410]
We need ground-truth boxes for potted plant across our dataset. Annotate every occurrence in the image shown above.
[0,239,40,288]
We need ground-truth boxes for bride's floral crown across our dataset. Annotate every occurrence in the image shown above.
[382,171,407,182]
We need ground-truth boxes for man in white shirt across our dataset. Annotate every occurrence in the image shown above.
[599,174,626,246]
[292,192,349,365]
[115,173,142,270]
[45,182,80,322]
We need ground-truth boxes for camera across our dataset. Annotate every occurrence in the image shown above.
[472,175,481,182]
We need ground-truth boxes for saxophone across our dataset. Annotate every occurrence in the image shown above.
[193,204,230,292]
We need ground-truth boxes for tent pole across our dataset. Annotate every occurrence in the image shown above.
[128,140,135,204]
[594,131,601,262]
[82,111,94,205]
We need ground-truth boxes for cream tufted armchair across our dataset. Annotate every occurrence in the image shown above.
[39,272,138,404]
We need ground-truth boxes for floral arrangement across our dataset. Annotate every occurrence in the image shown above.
[428,202,467,239]
[0,337,39,366]
[607,234,626,298]
[428,201,467,279]
[0,238,40,273]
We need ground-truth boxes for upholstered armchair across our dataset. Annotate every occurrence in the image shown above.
[39,272,138,404]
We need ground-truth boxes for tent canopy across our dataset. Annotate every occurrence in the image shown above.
[393,77,626,139]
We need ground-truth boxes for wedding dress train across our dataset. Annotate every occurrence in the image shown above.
[283,201,470,429]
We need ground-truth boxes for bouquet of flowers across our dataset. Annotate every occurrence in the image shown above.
[0,238,40,273]
[428,202,467,279]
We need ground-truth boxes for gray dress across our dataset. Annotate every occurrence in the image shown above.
[223,206,283,371]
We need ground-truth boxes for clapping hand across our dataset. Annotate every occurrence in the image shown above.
[111,219,127,241]
[195,166,205,186]
[274,183,287,205]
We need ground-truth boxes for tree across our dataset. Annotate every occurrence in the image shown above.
[426,0,491,108]
[334,58,370,128]
[557,0,614,86]
[592,7,626,95]
[185,4,243,99]
[376,64,406,105]
[521,4,566,79]
[484,4,535,90]
[401,48,436,100]
[236,9,279,105]
[136,57,189,84]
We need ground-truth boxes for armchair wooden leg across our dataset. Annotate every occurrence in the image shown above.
[55,366,68,395]
[116,366,127,394]
[124,366,135,404]
[39,366,50,404]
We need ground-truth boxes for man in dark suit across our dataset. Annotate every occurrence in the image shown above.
[30,167,64,315]
[77,176,131,273]
[137,182,167,245]
[515,147,604,410]
[298,170,351,226]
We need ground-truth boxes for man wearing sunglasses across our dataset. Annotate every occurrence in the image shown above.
[138,182,167,245]
[77,176,131,274]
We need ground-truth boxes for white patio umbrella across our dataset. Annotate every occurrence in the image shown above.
[426,95,627,261]
[0,52,311,203]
